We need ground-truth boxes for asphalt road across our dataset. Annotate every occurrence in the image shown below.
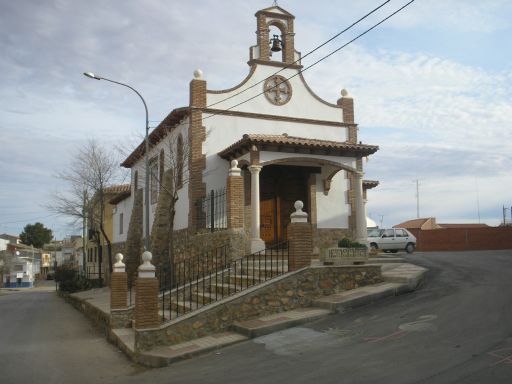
[1,250,511,384]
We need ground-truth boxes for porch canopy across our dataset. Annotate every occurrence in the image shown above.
[218,134,379,161]
[218,134,378,251]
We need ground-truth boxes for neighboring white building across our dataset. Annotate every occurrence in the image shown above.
[117,5,379,264]
[3,256,35,288]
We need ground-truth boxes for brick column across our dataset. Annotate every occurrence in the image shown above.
[227,160,244,229]
[337,89,357,143]
[287,201,313,271]
[134,251,159,329]
[188,70,207,230]
[110,253,128,310]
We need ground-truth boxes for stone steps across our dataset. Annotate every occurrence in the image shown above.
[111,328,247,368]
[232,307,332,338]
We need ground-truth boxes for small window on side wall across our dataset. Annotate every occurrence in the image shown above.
[177,134,184,189]
[119,213,124,235]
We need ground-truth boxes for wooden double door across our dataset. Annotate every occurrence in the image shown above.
[259,165,310,246]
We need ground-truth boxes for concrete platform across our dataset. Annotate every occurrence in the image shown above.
[111,328,247,368]
[313,282,404,312]
[232,307,332,338]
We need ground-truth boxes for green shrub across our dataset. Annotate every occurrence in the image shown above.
[55,266,91,293]
[338,238,368,249]
[338,238,352,248]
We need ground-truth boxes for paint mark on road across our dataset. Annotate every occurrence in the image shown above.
[363,329,408,343]
[363,314,438,344]
[488,347,512,367]
[399,314,438,332]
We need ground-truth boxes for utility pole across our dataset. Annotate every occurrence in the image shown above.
[503,205,509,226]
[379,214,385,228]
[414,179,420,218]
[82,189,87,275]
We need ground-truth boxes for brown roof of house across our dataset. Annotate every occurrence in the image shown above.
[218,134,379,160]
[438,223,490,229]
[109,188,131,205]
[104,184,131,194]
[394,218,431,229]
[121,107,189,168]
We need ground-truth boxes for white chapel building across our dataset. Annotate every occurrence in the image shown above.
[113,5,379,272]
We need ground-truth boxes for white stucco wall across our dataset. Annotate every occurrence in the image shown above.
[203,116,348,194]
[130,118,190,237]
[316,170,350,228]
[112,195,132,244]
[206,65,343,122]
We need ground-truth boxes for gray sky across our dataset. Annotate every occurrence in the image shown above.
[1,0,511,238]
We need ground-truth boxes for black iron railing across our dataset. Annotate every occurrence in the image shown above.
[158,242,288,322]
[195,188,227,232]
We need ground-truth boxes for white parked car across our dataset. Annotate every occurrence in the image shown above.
[367,228,416,253]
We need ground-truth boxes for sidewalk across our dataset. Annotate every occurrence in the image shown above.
[0,280,58,296]
[63,257,428,367]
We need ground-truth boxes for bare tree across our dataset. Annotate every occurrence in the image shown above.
[48,139,124,277]
[148,131,191,281]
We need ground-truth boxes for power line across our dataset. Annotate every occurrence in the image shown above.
[205,0,392,109]
[146,0,400,128]
[202,0,416,122]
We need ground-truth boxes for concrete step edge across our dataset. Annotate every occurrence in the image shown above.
[313,282,404,311]
[135,332,248,368]
[231,308,332,338]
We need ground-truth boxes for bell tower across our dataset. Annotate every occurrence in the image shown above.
[249,5,300,67]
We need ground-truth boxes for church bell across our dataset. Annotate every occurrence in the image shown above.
[270,34,283,52]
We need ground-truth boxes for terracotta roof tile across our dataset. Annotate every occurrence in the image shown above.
[121,107,189,168]
[218,134,379,159]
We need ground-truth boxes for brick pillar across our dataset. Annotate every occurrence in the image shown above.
[227,160,244,229]
[110,253,128,310]
[188,70,207,230]
[287,201,313,271]
[337,89,357,143]
[134,251,159,329]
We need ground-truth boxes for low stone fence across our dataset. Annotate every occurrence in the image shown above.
[134,264,382,350]
[60,291,112,332]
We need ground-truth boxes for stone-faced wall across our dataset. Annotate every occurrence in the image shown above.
[167,228,247,280]
[135,264,382,350]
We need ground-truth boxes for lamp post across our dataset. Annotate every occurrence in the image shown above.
[83,72,150,252]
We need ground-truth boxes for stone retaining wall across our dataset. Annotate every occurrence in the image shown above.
[110,307,133,329]
[135,264,382,350]
[60,292,111,332]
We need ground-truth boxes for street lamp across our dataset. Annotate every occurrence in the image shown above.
[83,72,151,252]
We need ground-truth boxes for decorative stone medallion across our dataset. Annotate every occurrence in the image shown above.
[263,75,292,105]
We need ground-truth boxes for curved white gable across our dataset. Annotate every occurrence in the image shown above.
[206,65,343,123]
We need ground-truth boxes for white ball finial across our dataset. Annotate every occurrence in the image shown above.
[291,200,308,223]
[139,251,155,278]
[193,69,203,80]
[114,253,125,273]
[142,251,152,263]
[229,159,241,176]
[341,89,349,97]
